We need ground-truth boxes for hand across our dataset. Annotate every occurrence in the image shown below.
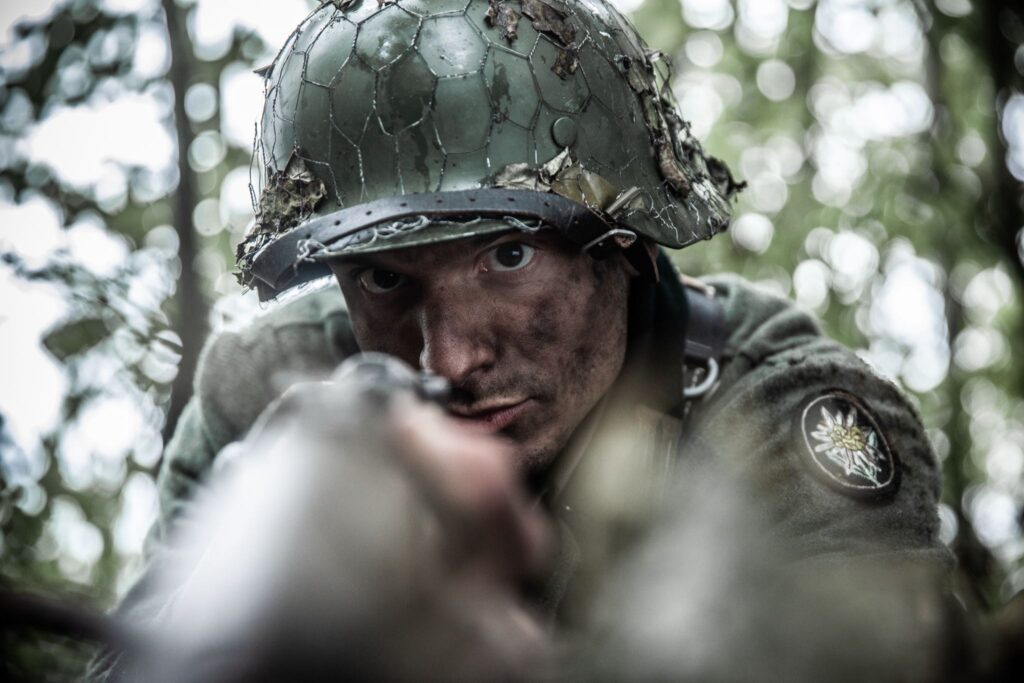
[390,394,549,584]
[140,355,552,682]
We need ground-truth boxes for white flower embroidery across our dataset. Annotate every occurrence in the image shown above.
[809,405,884,486]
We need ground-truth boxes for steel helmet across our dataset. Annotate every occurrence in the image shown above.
[238,0,740,300]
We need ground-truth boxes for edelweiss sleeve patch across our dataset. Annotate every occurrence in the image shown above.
[798,391,900,499]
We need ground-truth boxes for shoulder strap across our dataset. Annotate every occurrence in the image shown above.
[680,276,726,406]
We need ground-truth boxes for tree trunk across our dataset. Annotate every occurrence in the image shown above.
[918,0,1002,606]
[979,1,1024,291]
[160,0,208,445]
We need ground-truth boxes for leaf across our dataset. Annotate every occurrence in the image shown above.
[485,0,522,43]
[42,317,108,361]
[493,148,623,212]
[521,0,579,77]
[550,165,618,211]
[552,47,579,79]
[521,0,575,46]
[236,151,327,287]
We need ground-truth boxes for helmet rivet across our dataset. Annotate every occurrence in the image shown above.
[551,117,578,148]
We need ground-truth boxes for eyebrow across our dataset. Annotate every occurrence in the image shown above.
[332,232,517,271]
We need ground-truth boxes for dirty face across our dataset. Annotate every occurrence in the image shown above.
[329,229,633,474]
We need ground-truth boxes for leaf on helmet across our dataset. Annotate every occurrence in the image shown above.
[552,47,579,78]
[656,143,691,198]
[550,164,617,211]
[540,146,574,180]
[633,73,693,200]
[493,148,621,213]
[521,0,579,78]
[706,155,747,200]
[521,0,575,46]
[255,153,326,234]
[235,152,327,286]
[484,0,521,42]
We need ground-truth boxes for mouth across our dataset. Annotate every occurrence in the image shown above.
[449,399,532,433]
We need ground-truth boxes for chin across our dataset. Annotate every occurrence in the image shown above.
[506,433,563,479]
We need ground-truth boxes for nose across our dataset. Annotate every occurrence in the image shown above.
[417,295,496,385]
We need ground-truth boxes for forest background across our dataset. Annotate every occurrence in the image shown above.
[1,0,1022,677]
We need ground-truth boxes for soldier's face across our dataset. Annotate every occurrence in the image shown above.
[330,230,633,473]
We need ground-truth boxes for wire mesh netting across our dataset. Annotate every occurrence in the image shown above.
[242,0,740,284]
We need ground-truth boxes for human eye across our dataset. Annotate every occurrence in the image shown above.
[482,242,536,273]
[356,268,408,294]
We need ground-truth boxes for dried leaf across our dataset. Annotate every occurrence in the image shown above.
[236,152,327,286]
[706,155,746,200]
[631,78,695,200]
[540,147,573,181]
[639,97,662,143]
[552,48,579,79]
[521,0,579,78]
[656,142,691,198]
[493,148,621,213]
[493,162,546,191]
[485,0,521,43]
[256,152,326,232]
[550,165,617,210]
[521,0,575,46]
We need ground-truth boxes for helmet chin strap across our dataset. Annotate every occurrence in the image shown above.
[584,229,660,282]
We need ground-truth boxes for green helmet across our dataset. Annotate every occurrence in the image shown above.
[239,0,740,300]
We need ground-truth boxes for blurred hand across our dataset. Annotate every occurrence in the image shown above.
[139,355,553,682]
[390,394,549,584]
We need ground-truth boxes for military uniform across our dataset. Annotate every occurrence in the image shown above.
[85,254,953,682]
[111,256,946,620]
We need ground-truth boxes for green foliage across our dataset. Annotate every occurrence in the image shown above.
[42,318,109,361]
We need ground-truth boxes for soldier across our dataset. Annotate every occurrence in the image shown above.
[91,0,958,679]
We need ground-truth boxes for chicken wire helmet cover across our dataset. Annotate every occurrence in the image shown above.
[238,0,742,300]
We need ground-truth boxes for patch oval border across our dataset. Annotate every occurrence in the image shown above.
[798,390,900,499]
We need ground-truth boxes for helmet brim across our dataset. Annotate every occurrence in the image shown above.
[247,188,616,301]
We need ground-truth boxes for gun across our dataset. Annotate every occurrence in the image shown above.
[125,352,550,682]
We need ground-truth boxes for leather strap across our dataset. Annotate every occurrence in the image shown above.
[681,280,725,403]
